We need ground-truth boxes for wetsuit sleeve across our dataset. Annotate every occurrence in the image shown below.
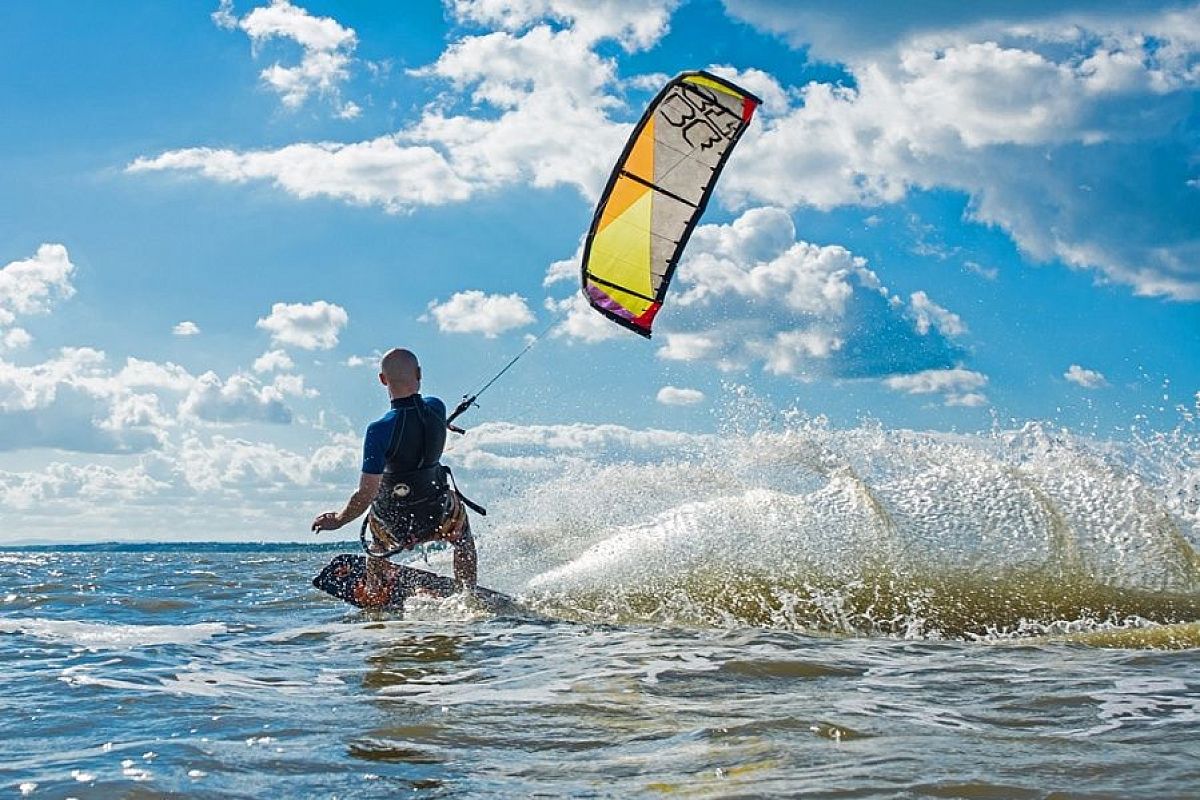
[361,420,388,475]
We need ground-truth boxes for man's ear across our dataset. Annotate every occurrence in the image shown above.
[416,366,422,381]
[379,372,388,386]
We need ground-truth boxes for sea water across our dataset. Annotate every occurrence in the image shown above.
[2,415,1199,797]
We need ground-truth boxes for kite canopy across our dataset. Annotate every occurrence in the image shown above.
[581,71,761,337]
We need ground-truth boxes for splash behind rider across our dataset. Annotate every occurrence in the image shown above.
[311,348,477,590]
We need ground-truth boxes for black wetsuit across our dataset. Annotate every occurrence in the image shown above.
[362,394,447,489]
[361,394,460,553]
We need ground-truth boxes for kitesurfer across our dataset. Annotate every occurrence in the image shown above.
[310,348,477,592]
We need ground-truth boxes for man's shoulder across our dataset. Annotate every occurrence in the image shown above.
[422,395,446,417]
[365,408,397,433]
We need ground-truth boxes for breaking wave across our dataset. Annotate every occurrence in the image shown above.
[458,401,1200,641]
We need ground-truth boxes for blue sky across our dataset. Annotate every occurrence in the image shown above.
[1,0,1198,540]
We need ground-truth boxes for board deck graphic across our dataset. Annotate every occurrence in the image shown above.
[313,553,521,615]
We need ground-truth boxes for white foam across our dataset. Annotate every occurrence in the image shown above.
[1064,676,1200,737]
[0,618,226,650]
[453,409,1200,634]
[402,591,495,622]
[498,419,1200,598]
[60,663,328,698]
[0,554,49,565]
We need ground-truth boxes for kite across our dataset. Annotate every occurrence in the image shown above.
[580,71,761,337]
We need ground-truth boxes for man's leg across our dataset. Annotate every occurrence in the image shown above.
[362,514,402,604]
[362,554,392,605]
[452,518,477,590]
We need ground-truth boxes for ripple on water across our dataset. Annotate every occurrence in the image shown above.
[0,618,227,651]
[718,659,865,679]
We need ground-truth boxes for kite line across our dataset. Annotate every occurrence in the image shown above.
[446,320,557,434]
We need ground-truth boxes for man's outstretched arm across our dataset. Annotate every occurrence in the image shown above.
[312,473,382,532]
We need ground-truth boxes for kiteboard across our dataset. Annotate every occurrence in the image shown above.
[312,553,521,615]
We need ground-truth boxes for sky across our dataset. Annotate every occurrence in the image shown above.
[1,0,1198,541]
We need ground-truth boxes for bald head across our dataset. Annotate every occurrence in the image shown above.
[380,348,421,397]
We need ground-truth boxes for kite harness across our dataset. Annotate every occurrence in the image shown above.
[360,464,483,559]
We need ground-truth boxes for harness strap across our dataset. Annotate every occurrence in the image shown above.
[381,464,445,486]
[358,466,486,559]
[360,514,405,559]
[444,466,487,516]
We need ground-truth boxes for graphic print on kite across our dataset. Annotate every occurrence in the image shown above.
[581,71,761,338]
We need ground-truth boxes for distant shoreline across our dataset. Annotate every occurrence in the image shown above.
[0,540,356,553]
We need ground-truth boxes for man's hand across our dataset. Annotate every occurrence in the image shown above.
[311,512,342,532]
[312,473,382,534]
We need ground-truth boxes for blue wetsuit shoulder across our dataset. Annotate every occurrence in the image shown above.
[360,395,448,476]
[361,411,396,475]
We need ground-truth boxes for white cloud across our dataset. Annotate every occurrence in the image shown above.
[128,138,474,212]
[252,348,294,373]
[270,372,317,398]
[0,462,170,512]
[946,391,988,407]
[722,2,1200,66]
[673,207,884,318]
[166,429,357,497]
[0,239,360,535]
[546,293,625,343]
[179,371,294,425]
[0,340,319,454]
[752,329,845,377]
[0,349,175,453]
[909,291,967,337]
[656,386,705,406]
[0,427,361,539]
[1064,364,1109,389]
[657,332,722,363]
[226,0,358,112]
[255,300,347,350]
[964,260,998,280]
[172,320,201,336]
[423,290,535,338]
[556,206,968,381]
[543,238,584,287]
[707,65,789,114]
[447,0,679,50]
[626,71,670,91]
[132,2,652,213]
[212,0,238,29]
[884,367,989,407]
[720,5,1200,301]
[0,244,75,329]
[132,2,1200,304]
[1,328,32,351]
[446,420,705,471]
[403,24,629,200]
[240,0,355,53]
[115,357,196,391]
